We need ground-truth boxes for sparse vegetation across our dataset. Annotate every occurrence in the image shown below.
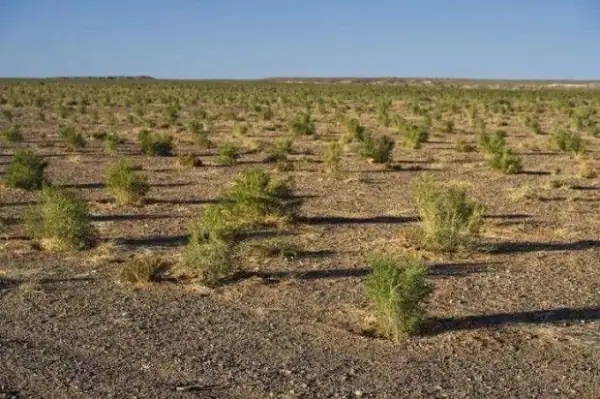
[59,125,86,151]
[119,255,171,284]
[324,141,343,176]
[217,142,240,165]
[365,253,432,341]
[412,174,485,251]
[3,150,49,190]
[104,159,149,205]
[138,130,173,156]
[24,186,94,250]
[290,113,316,136]
[0,124,24,143]
[360,132,395,164]
[548,128,586,155]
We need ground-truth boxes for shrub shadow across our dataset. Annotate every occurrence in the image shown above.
[488,240,600,254]
[429,307,600,334]
[222,261,492,285]
[299,215,418,225]
[90,214,179,222]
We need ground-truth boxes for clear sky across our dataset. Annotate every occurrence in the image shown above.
[1,0,599,79]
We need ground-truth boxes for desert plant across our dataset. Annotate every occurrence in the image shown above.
[264,138,293,163]
[402,124,429,149]
[194,130,215,149]
[454,139,475,153]
[548,128,586,155]
[360,133,395,164]
[182,231,235,286]
[24,187,94,250]
[324,141,343,176]
[525,116,543,135]
[440,119,455,133]
[138,130,173,156]
[119,255,171,284]
[234,123,250,136]
[104,159,149,205]
[104,132,121,153]
[0,124,24,143]
[1,108,13,122]
[217,142,240,165]
[344,118,366,142]
[3,150,48,190]
[290,113,316,136]
[487,148,522,174]
[59,125,86,151]
[176,153,203,168]
[577,158,597,179]
[365,254,432,341]
[222,168,300,226]
[412,174,485,251]
[477,129,506,154]
[165,103,180,124]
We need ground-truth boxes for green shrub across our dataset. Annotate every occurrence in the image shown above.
[0,124,24,143]
[165,103,180,124]
[182,232,235,286]
[24,187,94,250]
[137,130,173,156]
[177,153,203,168]
[454,139,475,153]
[59,125,86,151]
[548,128,586,155]
[103,132,122,153]
[365,254,432,341]
[487,148,522,174]
[290,113,316,136]
[104,159,149,205]
[264,138,293,163]
[344,118,366,142]
[477,130,506,154]
[576,158,597,179]
[525,116,543,135]
[440,119,454,133]
[3,150,48,190]
[234,123,250,136]
[119,255,171,284]
[324,141,343,176]
[1,108,13,122]
[222,168,300,226]
[402,124,429,149]
[195,130,214,149]
[217,142,240,165]
[360,133,395,164]
[412,174,485,252]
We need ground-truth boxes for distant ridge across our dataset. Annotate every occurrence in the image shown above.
[52,75,156,80]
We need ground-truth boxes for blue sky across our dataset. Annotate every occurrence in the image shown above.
[1,0,599,79]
